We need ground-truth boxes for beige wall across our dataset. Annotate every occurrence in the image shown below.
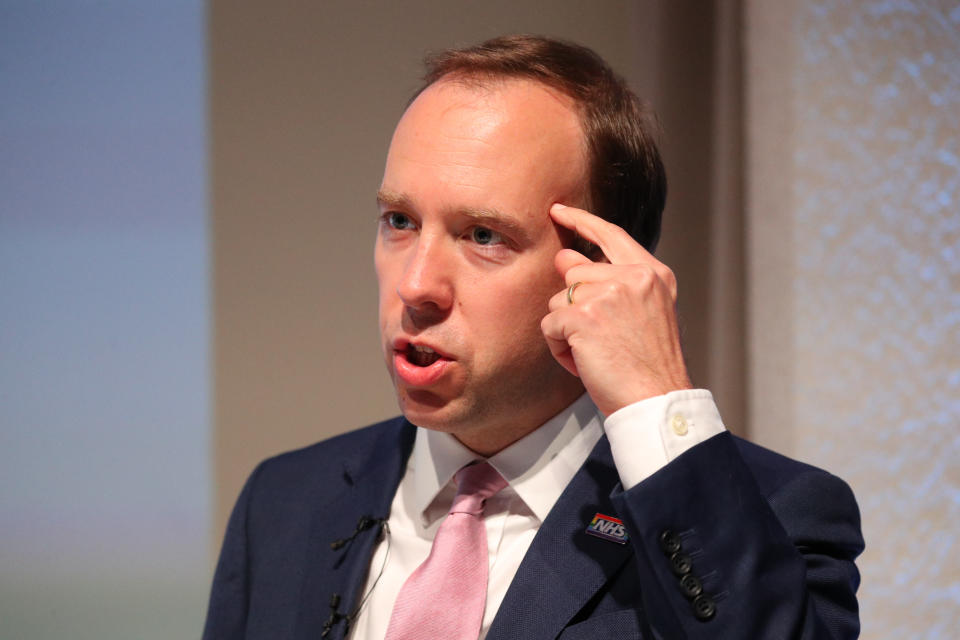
[210,0,744,539]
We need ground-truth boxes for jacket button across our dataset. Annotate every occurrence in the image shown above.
[669,552,693,576]
[692,594,717,621]
[659,529,682,555]
[680,573,703,599]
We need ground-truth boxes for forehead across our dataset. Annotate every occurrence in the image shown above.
[381,77,588,219]
[402,75,583,143]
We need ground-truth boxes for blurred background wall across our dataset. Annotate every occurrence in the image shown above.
[1,1,957,638]
[1,1,209,638]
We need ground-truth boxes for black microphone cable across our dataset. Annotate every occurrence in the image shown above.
[323,515,392,638]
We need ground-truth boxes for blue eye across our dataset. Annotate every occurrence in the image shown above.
[385,212,414,230]
[471,226,503,245]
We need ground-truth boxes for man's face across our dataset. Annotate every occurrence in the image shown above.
[375,78,588,454]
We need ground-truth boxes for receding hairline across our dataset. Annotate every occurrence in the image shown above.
[392,76,592,208]
[400,34,666,251]
[413,72,584,120]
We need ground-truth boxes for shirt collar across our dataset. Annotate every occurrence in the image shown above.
[411,393,603,526]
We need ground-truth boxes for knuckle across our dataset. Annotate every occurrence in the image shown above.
[540,312,560,336]
[575,301,596,320]
[659,265,677,287]
[629,264,656,289]
[660,268,678,296]
[606,280,628,297]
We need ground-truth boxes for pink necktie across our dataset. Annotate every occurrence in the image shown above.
[385,461,508,640]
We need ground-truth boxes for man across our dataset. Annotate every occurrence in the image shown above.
[204,35,863,639]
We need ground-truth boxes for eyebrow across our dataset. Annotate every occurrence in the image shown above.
[376,188,533,245]
[376,188,413,212]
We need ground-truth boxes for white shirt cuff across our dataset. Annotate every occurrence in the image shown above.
[603,389,726,490]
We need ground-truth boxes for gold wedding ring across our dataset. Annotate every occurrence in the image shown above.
[566,281,583,305]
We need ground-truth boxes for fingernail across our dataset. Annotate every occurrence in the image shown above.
[551,203,567,211]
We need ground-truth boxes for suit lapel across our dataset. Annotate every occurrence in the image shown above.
[294,418,416,640]
[487,436,635,640]
[286,423,633,639]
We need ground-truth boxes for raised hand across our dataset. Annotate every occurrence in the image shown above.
[540,204,692,416]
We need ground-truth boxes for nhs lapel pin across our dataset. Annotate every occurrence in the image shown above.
[586,512,629,544]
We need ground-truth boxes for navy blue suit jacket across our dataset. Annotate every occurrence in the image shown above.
[203,417,863,639]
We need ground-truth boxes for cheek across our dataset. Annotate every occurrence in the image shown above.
[375,254,400,305]
[476,293,556,374]
[524,266,566,307]
[484,274,561,335]
[375,264,399,339]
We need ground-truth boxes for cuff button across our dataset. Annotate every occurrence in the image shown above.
[669,552,693,576]
[692,594,717,621]
[670,414,689,436]
[680,573,703,599]
[659,529,682,555]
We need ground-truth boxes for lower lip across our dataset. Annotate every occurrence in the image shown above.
[393,352,451,387]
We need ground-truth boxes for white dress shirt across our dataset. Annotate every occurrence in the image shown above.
[347,389,725,639]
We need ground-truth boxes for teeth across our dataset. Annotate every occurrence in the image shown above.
[407,344,441,367]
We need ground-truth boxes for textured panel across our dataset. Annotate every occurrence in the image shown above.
[792,1,960,637]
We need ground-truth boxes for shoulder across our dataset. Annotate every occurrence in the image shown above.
[244,416,415,502]
[261,416,410,469]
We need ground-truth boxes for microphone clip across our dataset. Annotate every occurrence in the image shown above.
[321,593,347,638]
[330,515,386,551]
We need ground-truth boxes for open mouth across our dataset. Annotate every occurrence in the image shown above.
[406,344,442,367]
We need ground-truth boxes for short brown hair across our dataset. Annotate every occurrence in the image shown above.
[416,34,666,252]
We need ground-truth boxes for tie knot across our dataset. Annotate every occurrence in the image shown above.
[450,462,507,516]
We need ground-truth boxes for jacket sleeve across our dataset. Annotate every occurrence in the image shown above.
[611,432,864,639]
[202,464,261,640]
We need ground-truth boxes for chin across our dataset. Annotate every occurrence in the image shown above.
[395,388,463,431]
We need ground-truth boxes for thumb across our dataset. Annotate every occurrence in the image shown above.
[541,314,580,378]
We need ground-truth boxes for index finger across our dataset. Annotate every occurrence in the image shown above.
[549,203,652,265]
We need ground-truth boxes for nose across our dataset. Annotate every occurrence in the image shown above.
[396,234,454,320]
